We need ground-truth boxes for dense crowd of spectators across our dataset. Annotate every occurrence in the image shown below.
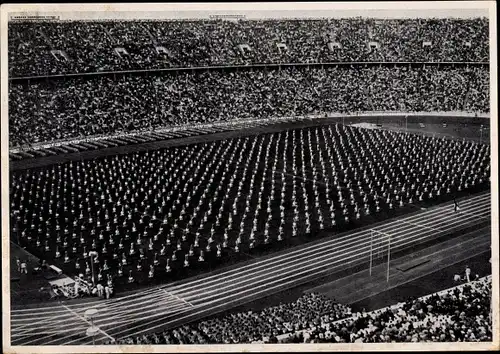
[9,65,489,147]
[285,276,492,343]
[9,17,492,346]
[9,18,489,76]
[108,292,352,344]
[107,277,491,344]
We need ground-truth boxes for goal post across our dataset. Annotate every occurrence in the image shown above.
[369,229,392,282]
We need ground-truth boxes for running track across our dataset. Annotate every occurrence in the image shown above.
[9,192,491,346]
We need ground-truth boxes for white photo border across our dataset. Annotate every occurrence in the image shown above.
[1,1,498,352]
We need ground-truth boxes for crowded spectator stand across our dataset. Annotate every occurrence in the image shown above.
[107,292,353,344]
[8,17,489,77]
[8,64,490,148]
[7,16,491,302]
[284,276,492,343]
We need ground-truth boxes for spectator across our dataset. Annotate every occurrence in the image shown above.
[8,17,489,77]
[97,283,104,297]
[8,65,489,147]
[20,260,27,274]
[107,277,492,344]
[465,265,471,282]
[297,277,492,343]
[108,292,352,344]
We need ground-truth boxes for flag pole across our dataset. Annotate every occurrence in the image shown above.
[369,229,373,276]
[386,233,391,283]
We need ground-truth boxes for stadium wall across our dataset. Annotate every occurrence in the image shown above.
[340,111,490,125]
[8,61,489,82]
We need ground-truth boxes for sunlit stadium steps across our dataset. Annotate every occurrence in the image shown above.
[153,132,173,139]
[104,138,129,146]
[146,132,170,140]
[68,143,88,151]
[133,135,154,142]
[42,148,62,155]
[16,151,35,159]
[30,150,50,157]
[116,136,138,144]
[87,142,103,149]
[10,118,310,162]
[63,145,80,153]
[50,146,71,154]
[9,152,24,161]
[131,135,153,143]
[182,129,202,136]
[172,131,189,137]
[201,127,221,133]
[167,131,186,138]
[204,127,229,133]
[77,142,99,150]
[185,129,202,136]
[144,134,162,141]
[98,140,120,148]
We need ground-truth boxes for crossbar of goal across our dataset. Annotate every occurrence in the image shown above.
[369,229,392,283]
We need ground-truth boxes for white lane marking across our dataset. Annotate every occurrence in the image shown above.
[175,204,490,303]
[164,200,491,299]
[160,196,491,298]
[398,220,446,233]
[162,289,194,308]
[459,210,491,221]
[61,304,114,341]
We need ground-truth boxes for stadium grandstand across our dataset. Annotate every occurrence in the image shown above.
[106,276,492,344]
[7,11,493,347]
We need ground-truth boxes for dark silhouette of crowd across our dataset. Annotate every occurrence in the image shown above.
[107,292,352,344]
[10,124,491,290]
[106,277,491,344]
[8,18,488,77]
[9,65,489,147]
[285,276,492,343]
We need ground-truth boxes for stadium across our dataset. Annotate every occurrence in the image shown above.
[5,7,494,347]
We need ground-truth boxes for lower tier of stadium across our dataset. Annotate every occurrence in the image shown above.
[10,113,490,171]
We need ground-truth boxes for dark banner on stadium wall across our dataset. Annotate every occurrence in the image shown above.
[10,15,60,21]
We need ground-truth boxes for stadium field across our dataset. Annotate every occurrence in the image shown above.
[10,119,490,294]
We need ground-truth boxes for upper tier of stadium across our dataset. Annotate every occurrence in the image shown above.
[8,17,489,77]
[9,65,490,147]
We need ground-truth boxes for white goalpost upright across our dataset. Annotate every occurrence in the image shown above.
[369,229,392,283]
